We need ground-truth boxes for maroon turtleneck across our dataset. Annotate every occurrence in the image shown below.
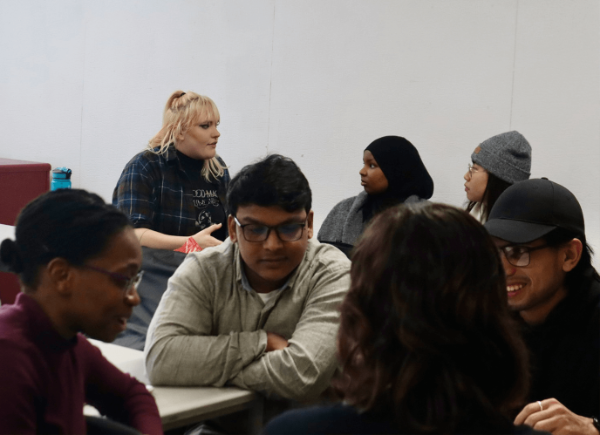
[0,293,163,434]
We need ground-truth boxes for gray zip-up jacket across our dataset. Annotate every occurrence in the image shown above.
[144,238,350,401]
[318,191,422,246]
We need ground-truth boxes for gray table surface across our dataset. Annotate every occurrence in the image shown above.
[88,339,261,431]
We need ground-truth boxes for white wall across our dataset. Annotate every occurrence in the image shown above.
[1,0,599,265]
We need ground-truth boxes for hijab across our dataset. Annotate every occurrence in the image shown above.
[362,136,434,222]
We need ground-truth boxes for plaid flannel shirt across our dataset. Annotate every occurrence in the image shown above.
[112,146,229,237]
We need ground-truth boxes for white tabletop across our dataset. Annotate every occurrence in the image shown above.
[88,340,260,431]
[0,224,15,241]
[0,224,15,276]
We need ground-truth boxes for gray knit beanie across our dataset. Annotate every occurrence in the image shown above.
[471,131,532,184]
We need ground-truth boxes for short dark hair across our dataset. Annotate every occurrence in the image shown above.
[543,228,600,292]
[335,202,529,433]
[0,189,131,288]
[467,172,512,222]
[226,154,311,216]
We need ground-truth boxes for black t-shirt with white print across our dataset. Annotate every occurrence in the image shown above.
[177,150,228,241]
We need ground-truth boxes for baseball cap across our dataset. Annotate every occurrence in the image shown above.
[484,178,585,244]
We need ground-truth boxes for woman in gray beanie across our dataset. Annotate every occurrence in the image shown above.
[464,131,532,223]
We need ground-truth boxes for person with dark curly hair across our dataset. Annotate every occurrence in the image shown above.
[265,203,546,434]
[0,189,162,434]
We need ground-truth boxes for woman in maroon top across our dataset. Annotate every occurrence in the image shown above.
[0,189,162,434]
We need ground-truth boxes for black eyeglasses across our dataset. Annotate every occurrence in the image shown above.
[497,244,550,267]
[234,216,307,243]
[82,265,143,296]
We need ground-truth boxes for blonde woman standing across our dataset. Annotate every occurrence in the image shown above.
[113,90,229,250]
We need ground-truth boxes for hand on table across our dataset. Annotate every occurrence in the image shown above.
[514,398,598,435]
[266,332,288,352]
[192,224,223,249]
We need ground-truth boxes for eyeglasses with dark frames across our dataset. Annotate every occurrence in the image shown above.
[497,244,550,267]
[233,216,308,243]
[82,265,143,296]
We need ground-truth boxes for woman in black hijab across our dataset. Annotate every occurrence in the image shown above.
[317,136,433,255]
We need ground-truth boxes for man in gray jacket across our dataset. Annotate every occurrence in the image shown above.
[145,155,350,408]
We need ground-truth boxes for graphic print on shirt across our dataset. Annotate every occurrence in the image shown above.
[193,189,221,230]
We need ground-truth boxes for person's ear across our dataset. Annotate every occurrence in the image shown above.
[176,127,187,142]
[45,257,74,296]
[228,215,237,243]
[306,210,314,239]
[561,238,583,273]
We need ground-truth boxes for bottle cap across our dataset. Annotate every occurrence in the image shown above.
[52,167,72,179]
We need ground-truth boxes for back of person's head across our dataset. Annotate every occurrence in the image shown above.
[365,136,434,200]
[468,131,532,221]
[148,90,224,181]
[485,178,599,288]
[0,189,131,289]
[227,154,311,216]
[336,202,529,433]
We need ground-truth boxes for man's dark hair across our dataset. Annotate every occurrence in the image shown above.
[226,154,311,216]
[0,189,131,288]
[543,228,600,292]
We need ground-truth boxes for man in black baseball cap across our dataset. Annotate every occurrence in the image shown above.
[485,178,600,435]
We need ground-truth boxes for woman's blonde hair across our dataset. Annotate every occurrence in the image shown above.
[148,90,225,182]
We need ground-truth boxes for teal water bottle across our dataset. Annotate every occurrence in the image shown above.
[51,167,72,190]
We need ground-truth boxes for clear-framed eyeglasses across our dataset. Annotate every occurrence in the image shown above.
[82,265,144,296]
[234,216,308,243]
[497,244,550,267]
[467,163,487,176]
